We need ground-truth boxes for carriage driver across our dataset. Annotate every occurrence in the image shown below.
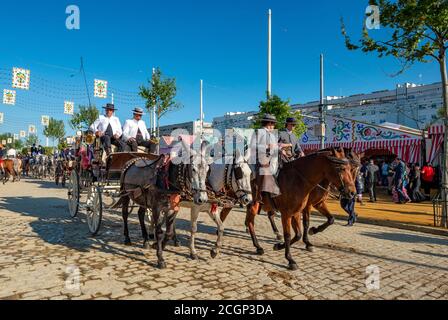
[278,117,305,163]
[90,103,126,155]
[122,107,158,153]
[246,113,281,209]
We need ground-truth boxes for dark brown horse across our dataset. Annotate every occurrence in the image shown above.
[223,148,356,270]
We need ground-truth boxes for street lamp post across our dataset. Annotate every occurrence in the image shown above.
[319,54,326,149]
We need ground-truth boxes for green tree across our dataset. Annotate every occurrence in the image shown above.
[139,68,182,138]
[0,133,23,150]
[24,134,39,148]
[70,105,99,131]
[253,94,307,137]
[341,0,448,226]
[43,118,66,149]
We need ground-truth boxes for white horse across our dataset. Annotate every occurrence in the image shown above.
[188,151,253,260]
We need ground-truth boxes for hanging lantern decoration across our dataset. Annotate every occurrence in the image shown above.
[64,101,74,115]
[12,68,31,90]
[1,140,6,145]
[0,112,3,124]
[3,89,16,105]
[13,134,19,141]
[7,138,12,144]
[41,115,50,126]
[94,79,108,98]
[20,131,26,138]
[29,125,36,134]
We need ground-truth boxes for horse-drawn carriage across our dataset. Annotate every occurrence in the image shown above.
[67,131,158,236]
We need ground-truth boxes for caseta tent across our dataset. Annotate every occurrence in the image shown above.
[300,116,423,163]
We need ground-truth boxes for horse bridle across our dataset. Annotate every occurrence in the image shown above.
[224,157,252,202]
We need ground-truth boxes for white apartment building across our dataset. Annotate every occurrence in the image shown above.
[212,111,258,134]
[292,82,443,130]
[158,120,214,137]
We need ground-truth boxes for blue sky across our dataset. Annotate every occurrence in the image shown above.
[0,0,443,143]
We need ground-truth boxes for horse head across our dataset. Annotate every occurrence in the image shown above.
[323,153,356,199]
[185,139,210,205]
[231,149,253,206]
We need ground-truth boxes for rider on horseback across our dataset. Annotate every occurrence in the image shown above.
[278,117,305,163]
[246,113,280,210]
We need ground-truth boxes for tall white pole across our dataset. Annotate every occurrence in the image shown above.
[200,79,204,138]
[150,68,155,136]
[320,54,325,149]
[267,9,272,99]
[111,93,114,105]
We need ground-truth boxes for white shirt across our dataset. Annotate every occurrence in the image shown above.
[90,115,123,137]
[7,148,17,158]
[122,119,150,141]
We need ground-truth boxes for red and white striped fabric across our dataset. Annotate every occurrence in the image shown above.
[428,124,445,135]
[301,139,422,163]
[427,124,445,164]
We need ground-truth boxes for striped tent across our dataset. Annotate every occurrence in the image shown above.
[427,124,444,164]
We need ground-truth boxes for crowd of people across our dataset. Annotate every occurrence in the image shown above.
[355,157,438,205]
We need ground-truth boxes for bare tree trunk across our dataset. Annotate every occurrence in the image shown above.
[439,52,448,228]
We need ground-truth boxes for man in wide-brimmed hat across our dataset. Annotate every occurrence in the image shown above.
[246,113,281,209]
[278,117,305,163]
[90,103,125,155]
[122,107,157,153]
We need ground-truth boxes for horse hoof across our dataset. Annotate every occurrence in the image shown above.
[256,248,264,255]
[157,261,167,269]
[306,245,315,253]
[309,228,317,236]
[210,249,218,259]
[151,243,158,250]
[174,241,180,247]
[273,243,284,251]
[143,242,151,250]
[124,239,132,246]
[276,234,283,241]
[190,253,199,260]
[288,263,299,271]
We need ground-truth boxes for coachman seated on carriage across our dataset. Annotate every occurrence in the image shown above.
[122,107,158,154]
[90,103,126,156]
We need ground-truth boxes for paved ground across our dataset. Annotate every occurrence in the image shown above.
[1,178,448,300]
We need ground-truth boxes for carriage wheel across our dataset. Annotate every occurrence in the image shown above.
[61,174,66,188]
[67,170,80,218]
[86,186,103,236]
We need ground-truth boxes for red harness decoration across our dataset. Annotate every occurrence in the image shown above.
[210,203,218,214]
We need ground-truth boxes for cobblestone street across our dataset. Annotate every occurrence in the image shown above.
[1,178,448,300]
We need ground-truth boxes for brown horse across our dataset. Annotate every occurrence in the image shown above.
[259,148,361,251]
[225,148,356,270]
[220,147,352,244]
[1,159,22,184]
[277,148,361,253]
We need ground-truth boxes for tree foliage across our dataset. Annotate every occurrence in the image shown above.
[139,68,182,136]
[24,134,39,147]
[43,118,66,147]
[70,105,99,131]
[253,94,307,137]
[0,133,23,150]
[341,0,448,73]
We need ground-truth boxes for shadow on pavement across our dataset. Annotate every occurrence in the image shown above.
[359,231,448,246]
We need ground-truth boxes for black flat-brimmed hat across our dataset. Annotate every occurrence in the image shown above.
[260,113,277,124]
[132,107,144,115]
[285,117,297,125]
[103,103,117,111]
